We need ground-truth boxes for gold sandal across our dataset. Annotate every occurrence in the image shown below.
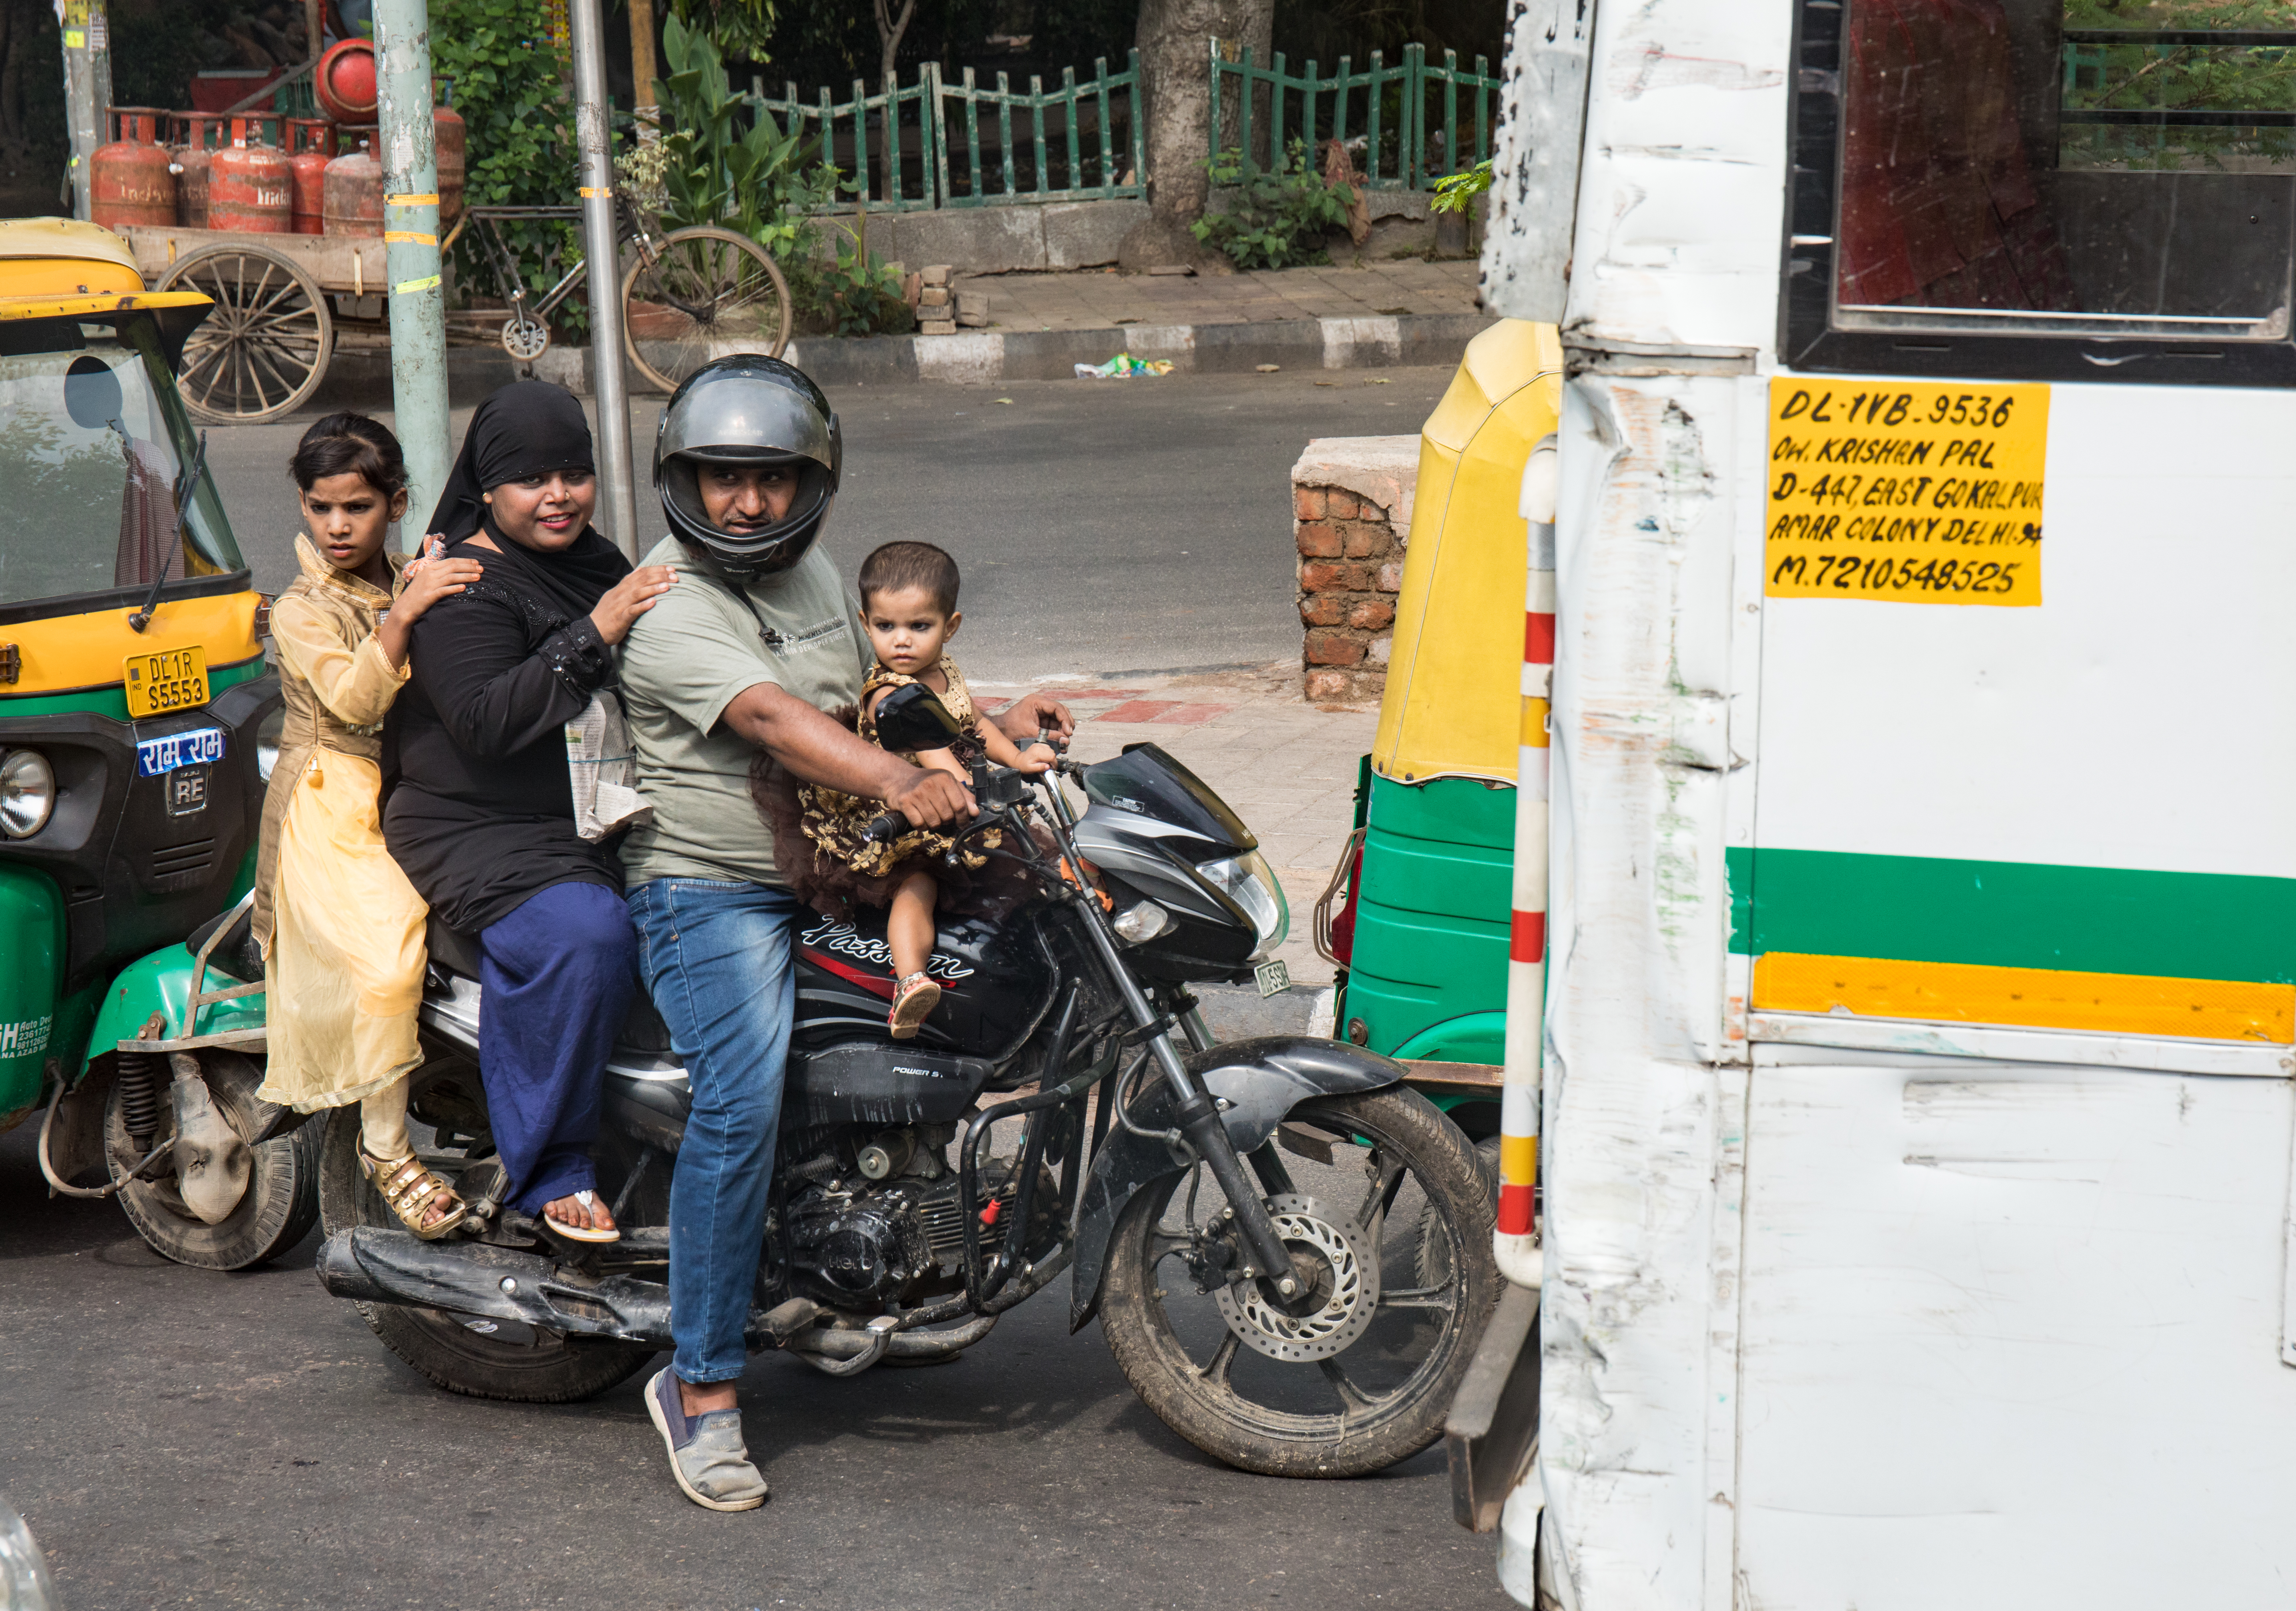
[889,972,941,1040]
[361,1142,469,1240]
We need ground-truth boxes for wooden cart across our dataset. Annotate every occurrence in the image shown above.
[122,225,385,424]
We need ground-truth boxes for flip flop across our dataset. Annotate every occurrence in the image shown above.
[542,1188,620,1244]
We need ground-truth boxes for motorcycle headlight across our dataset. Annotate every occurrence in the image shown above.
[1195,850,1289,960]
[0,1500,60,1611]
[0,749,55,839]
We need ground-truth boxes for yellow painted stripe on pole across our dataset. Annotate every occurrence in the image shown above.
[1519,696,1550,749]
[382,231,436,245]
[1752,952,2296,1043]
[578,186,615,198]
[1500,1134,1537,1187]
[385,193,439,206]
[392,274,442,295]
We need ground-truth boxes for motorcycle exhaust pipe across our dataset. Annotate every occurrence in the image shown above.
[316,1227,675,1345]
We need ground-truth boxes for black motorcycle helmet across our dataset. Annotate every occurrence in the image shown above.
[653,354,842,580]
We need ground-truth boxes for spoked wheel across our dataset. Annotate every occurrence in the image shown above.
[106,1049,323,1270]
[158,245,334,423]
[621,224,791,393]
[1099,1087,1499,1477]
[499,315,550,363]
[317,1061,662,1403]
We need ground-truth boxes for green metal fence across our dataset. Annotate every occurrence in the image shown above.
[752,71,940,212]
[1207,40,1497,190]
[746,52,1145,213]
[933,54,1145,207]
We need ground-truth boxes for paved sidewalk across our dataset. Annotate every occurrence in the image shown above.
[975,660,1373,994]
[956,259,1482,333]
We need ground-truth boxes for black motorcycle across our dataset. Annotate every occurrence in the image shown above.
[313,686,1497,1477]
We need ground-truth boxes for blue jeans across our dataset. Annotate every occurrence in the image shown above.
[627,877,800,1384]
[478,881,639,1214]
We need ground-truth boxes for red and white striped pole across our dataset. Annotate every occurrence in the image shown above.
[1496,439,1557,1289]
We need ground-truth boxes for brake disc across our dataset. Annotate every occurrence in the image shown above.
[1212,1192,1382,1362]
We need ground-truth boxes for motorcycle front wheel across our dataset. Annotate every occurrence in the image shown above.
[317,1072,661,1404]
[1099,1086,1499,1478]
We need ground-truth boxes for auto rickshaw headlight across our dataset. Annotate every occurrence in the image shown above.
[0,749,56,838]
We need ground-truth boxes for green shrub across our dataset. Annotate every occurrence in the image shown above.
[432,0,582,331]
[1192,140,1353,271]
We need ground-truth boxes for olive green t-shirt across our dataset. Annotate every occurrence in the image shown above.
[617,536,868,888]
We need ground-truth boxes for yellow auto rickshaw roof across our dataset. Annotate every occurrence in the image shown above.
[0,290,211,321]
[0,216,141,272]
[1370,319,1564,786]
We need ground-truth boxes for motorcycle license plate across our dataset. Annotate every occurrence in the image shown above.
[136,726,225,777]
[1254,959,1290,998]
[124,645,208,718]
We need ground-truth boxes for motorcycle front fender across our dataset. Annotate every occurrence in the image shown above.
[1067,1034,1403,1332]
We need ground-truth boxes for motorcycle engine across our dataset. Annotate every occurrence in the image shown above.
[783,1180,938,1308]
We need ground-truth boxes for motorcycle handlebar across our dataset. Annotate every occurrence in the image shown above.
[862,811,908,844]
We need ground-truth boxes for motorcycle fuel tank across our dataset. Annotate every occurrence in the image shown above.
[792,906,1053,1060]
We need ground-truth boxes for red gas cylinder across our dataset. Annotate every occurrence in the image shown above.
[91,108,176,231]
[170,114,223,226]
[433,102,466,224]
[287,119,335,235]
[314,39,379,124]
[209,131,294,234]
[322,135,384,238]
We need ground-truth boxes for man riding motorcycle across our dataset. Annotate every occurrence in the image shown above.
[615,356,1073,1511]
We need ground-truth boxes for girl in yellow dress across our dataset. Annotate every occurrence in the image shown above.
[253,414,483,1236]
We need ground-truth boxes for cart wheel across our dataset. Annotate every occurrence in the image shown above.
[621,224,791,393]
[500,315,551,363]
[158,244,335,424]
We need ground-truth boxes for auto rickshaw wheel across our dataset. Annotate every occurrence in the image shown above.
[105,1048,324,1270]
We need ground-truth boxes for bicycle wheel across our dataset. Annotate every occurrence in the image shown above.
[621,225,791,393]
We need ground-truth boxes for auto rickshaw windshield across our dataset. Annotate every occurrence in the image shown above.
[0,314,245,613]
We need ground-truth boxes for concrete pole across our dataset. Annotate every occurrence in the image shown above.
[569,0,639,559]
[58,0,112,220]
[372,0,452,537]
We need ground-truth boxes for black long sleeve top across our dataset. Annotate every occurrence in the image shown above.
[382,536,628,934]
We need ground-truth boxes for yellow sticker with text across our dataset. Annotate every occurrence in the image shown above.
[1766,378,2048,606]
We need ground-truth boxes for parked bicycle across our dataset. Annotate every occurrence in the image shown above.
[444,197,791,393]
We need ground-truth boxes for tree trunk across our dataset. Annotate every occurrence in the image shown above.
[874,0,915,204]
[1123,0,1272,268]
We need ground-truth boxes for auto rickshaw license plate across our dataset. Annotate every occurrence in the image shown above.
[124,646,208,718]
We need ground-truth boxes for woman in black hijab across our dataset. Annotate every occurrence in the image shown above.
[384,381,676,1242]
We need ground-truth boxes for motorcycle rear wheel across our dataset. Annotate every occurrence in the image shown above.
[1099,1086,1499,1478]
[318,1098,659,1403]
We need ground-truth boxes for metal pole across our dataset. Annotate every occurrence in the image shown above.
[569,0,639,560]
[372,0,452,537]
[1493,435,1558,1293]
[58,0,112,220]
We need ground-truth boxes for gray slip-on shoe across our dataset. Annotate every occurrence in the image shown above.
[645,1367,767,1512]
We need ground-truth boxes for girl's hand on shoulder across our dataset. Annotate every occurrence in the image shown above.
[395,556,483,623]
[590,565,678,645]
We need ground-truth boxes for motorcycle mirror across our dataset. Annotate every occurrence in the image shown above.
[63,355,124,433]
[873,681,969,753]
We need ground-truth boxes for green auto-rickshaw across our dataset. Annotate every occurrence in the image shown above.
[1,217,312,1269]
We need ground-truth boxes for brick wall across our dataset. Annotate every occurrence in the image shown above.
[1291,437,1418,705]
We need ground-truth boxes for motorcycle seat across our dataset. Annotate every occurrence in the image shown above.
[186,904,264,984]
[424,917,487,981]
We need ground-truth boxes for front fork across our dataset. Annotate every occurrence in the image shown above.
[1041,782,1306,1302]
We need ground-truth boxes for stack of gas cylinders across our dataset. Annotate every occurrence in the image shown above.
[89,39,464,240]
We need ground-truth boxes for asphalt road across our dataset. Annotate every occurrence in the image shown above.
[3,368,1509,1610]
[0,1114,1510,1611]
[204,367,1456,683]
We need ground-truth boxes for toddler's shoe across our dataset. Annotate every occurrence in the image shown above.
[889,972,941,1039]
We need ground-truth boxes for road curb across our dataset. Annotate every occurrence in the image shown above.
[310,313,1492,408]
